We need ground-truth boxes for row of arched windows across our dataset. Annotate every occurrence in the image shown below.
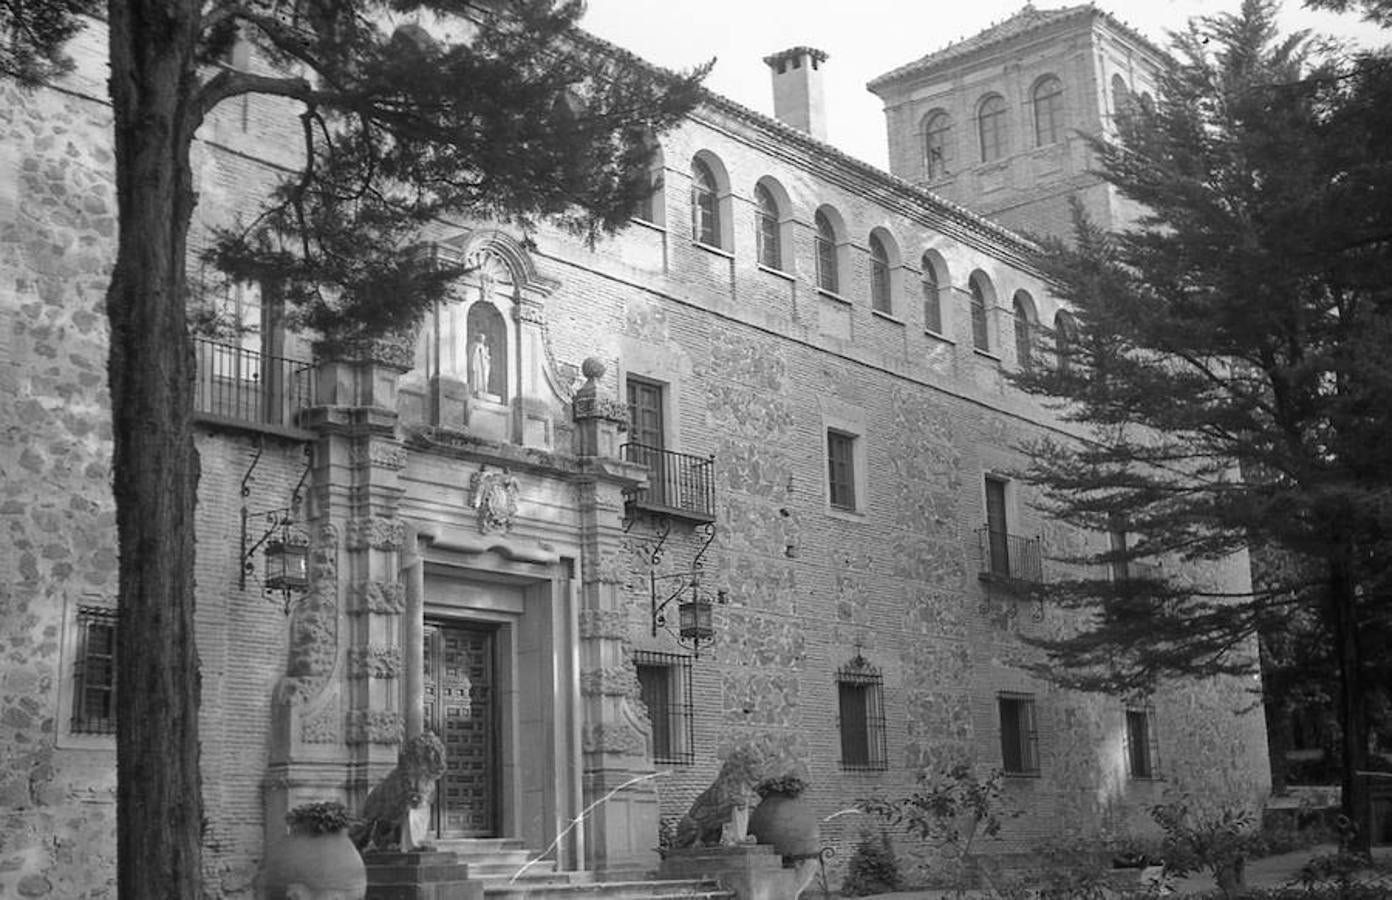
[642,149,1082,371]
[921,74,1068,179]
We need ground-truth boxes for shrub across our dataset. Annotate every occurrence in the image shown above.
[756,774,808,799]
[841,830,902,897]
[286,800,355,834]
[1151,799,1265,898]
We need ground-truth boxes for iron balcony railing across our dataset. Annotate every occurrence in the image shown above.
[976,526,1044,584]
[622,443,716,522]
[194,337,316,430]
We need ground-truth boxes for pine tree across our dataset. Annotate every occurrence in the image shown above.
[5,1,705,895]
[1013,0,1392,852]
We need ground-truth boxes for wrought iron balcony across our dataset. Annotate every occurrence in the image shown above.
[622,443,715,522]
[194,337,316,432]
[976,527,1044,585]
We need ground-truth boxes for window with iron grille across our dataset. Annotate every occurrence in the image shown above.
[634,650,694,765]
[837,657,888,771]
[998,692,1040,775]
[1125,707,1160,779]
[826,429,857,511]
[72,606,118,735]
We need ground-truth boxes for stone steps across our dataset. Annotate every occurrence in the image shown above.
[392,839,735,900]
[481,878,733,900]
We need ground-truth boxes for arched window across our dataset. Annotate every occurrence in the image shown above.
[978,94,1008,163]
[755,182,781,269]
[1032,76,1065,146]
[970,272,992,351]
[1111,74,1133,131]
[869,233,891,313]
[921,254,944,334]
[815,210,839,294]
[1013,292,1036,368]
[1055,310,1079,371]
[690,158,720,247]
[923,111,953,180]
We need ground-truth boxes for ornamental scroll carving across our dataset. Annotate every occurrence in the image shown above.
[301,695,341,744]
[274,523,340,706]
[348,580,406,615]
[346,710,405,745]
[582,722,648,757]
[579,666,640,698]
[349,644,402,679]
[346,516,406,551]
[349,442,407,471]
[578,608,629,640]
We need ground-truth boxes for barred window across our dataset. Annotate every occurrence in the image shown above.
[1125,707,1160,778]
[837,656,887,771]
[72,606,118,734]
[998,692,1040,775]
[634,650,694,765]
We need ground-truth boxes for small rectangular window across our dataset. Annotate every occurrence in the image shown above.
[837,658,888,771]
[72,606,118,735]
[634,650,694,765]
[827,430,857,511]
[998,693,1040,775]
[1125,708,1159,778]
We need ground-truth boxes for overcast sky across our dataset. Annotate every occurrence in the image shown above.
[580,0,1388,169]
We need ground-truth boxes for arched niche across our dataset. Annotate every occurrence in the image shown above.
[399,230,559,446]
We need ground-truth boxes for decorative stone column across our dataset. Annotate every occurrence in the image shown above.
[571,359,662,877]
[265,335,413,837]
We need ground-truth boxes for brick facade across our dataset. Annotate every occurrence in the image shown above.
[0,10,1267,898]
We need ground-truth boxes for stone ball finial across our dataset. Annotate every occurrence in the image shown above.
[581,357,606,381]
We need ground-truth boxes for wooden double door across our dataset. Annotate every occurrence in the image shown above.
[423,620,499,838]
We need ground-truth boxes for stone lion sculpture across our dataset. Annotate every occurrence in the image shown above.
[673,742,773,849]
[350,732,447,852]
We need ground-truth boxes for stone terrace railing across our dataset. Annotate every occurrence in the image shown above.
[193,337,316,432]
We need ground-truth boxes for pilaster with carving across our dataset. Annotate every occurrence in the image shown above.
[265,342,411,843]
[571,357,660,877]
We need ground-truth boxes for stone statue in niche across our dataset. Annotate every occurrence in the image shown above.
[465,300,506,401]
[469,331,491,397]
[350,732,447,853]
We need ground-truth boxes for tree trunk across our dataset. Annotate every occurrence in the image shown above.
[106,1,204,896]
[1330,554,1372,855]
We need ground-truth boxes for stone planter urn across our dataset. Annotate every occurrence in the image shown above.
[263,801,367,900]
[748,776,819,858]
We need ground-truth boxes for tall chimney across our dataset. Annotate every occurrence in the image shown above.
[763,46,829,141]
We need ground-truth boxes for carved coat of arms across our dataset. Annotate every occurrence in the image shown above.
[469,468,520,534]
